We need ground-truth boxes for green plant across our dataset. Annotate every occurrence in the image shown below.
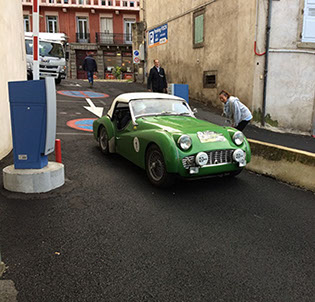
[113,66,122,79]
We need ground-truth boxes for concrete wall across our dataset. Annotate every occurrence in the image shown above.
[0,0,27,160]
[143,0,256,110]
[253,0,315,133]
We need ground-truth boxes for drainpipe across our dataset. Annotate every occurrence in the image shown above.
[261,0,272,127]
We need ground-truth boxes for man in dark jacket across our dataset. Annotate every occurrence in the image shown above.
[147,59,167,93]
[83,52,98,88]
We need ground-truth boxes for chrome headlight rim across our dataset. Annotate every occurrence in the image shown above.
[233,131,244,146]
[177,135,192,151]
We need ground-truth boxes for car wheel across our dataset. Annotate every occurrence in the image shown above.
[99,126,109,154]
[145,145,174,187]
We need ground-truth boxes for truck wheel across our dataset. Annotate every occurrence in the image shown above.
[145,144,174,188]
[55,77,61,84]
[99,126,109,154]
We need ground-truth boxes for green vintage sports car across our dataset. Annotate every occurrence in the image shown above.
[93,92,251,187]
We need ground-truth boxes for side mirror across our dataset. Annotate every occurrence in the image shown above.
[193,108,198,114]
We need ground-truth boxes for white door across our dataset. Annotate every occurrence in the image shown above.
[124,19,135,44]
[100,18,113,44]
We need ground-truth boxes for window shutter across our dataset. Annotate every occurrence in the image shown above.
[194,14,204,44]
[302,0,315,42]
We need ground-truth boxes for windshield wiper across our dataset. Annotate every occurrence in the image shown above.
[177,112,191,116]
[159,111,176,116]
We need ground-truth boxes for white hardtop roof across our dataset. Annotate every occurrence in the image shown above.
[25,32,67,43]
[114,92,184,103]
[107,92,186,118]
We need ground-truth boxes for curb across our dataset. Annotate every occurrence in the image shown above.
[246,139,315,192]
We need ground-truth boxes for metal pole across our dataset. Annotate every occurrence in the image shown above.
[33,0,40,80]
[261,0,272,126]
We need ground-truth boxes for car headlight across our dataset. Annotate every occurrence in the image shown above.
[195,152,209,166]
[177,135,192,151]
[233,131,244,145]
[233,149,246,167]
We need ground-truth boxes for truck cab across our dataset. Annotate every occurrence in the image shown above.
[25,32,68,84]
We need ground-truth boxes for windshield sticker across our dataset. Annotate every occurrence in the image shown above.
[133,137,140,152]
[197,131,226,143]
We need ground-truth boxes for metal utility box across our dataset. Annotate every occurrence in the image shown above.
[8,78,56,169]
[168,84,189,103]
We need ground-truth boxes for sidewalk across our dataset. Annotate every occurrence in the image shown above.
[189,99,315,154]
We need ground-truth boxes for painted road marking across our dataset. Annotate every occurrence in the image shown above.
[57,132,92,136]
[84,98,103,117]
[67,118,97,132]
[57,90,109,98]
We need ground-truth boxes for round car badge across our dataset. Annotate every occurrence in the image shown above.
[133,137,140,152]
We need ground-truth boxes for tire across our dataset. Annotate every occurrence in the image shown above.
[145,144,174,188]
[99,126,109,154]
[55,77,61,84]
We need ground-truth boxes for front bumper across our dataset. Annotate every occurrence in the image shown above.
[177,149,247,178]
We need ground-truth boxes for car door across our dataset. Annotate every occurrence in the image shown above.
[114,103,136,161]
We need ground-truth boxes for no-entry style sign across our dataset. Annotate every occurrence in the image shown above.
[67,118,97,132]
[58,90,109,98]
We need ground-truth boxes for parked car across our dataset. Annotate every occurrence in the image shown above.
[93,92,251,187]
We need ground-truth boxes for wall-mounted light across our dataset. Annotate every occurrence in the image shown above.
[115,10,119,15]
[91,9,95,14]
[62,8,67,13]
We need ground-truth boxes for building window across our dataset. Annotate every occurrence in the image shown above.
[130,1,135,7]
[302,0,315,43]
[203,71,217,88]
[24,15,30,32]
[193,9,204,48]
[77,17,89,43]
[123,1,128,7]
[46,16,58,33]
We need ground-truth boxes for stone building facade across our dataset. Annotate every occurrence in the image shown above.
[141,0,315,134]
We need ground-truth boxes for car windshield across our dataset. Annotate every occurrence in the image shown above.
[130,99,192,118]
[25,39,64,58]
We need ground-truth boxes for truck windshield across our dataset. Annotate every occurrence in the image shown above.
[25,39,64,58]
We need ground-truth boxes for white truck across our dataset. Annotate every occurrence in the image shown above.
[25,32,68,84]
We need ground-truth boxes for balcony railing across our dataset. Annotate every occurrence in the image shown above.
[22,0,140,10]
[96,33,132,45]
[76,32,90,43]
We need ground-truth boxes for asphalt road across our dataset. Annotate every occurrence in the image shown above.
[0,80,314,302]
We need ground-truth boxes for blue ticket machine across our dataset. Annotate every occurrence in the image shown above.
[8,78,56,169]
[168,84,189,103]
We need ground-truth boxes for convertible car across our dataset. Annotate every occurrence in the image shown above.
[93,92,251,187]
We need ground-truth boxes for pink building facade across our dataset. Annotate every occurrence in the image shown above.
[22,0,140,79]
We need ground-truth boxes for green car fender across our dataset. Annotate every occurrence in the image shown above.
[244,137,251,163]
[136,130,181,173]
[93,116,115,141]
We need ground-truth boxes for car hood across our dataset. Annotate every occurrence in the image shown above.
[139,116,227,134]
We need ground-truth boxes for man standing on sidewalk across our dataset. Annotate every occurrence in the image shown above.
[83,52,98,88]
[147,59,167,93]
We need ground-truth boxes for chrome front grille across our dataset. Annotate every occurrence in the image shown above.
[182,149,234,169]
[208,149,233,165]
